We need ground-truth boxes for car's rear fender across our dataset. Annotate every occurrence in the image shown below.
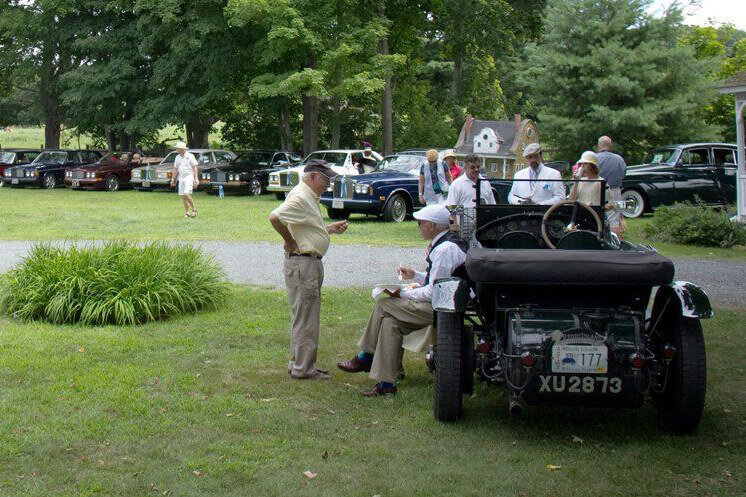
[652,281,713,321]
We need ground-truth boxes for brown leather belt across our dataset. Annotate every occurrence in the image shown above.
[287,253,322,260]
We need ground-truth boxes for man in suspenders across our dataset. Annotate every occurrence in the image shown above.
[337,205,468,397]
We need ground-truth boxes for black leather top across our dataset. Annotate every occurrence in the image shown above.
[465,248,674,286]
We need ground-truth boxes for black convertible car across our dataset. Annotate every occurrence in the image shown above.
[201,150,300,195]
[621,142,738,217]
[4,149,102,189]
[430,178,711,433]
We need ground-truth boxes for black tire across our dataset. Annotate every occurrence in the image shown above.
[656,316,706,433]
[327,208,350,220]
[105,175,120,192]
[42,173,57,189]
[383,193,408,222]
[622,189,646,218]
[434,311,464,422]
[275,192,286,200]
[249,177,263,196]
[461,324,474,396]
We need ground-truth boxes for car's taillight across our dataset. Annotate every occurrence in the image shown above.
[629,353,644,369]
[520,351,535,368]
[476,341,490,354]
[662,344,676,361]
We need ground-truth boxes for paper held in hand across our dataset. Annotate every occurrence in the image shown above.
[371,283,420,300]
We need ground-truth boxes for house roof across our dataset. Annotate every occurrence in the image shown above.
[720,70,746,92]
[453,115,526,157]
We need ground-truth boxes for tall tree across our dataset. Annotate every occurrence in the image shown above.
[523,0,717,162]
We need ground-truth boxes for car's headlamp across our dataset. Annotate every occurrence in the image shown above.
[132,170,140,178]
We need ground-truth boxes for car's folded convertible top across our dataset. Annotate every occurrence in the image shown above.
[466,248,674,286]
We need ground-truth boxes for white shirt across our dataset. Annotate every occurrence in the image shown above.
[446,174,496,207]
[508,164,565,205]
[400,230,467,302]
[175,152,198,180]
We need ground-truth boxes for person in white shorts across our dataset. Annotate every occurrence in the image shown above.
[170,141,199,218]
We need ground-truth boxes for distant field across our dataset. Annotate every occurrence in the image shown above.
[0,125,226,151]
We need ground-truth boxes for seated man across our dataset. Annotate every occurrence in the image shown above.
[338,204,468,397]
[354,142,378,174]
[446,154,496,207]
[508,142,565,205]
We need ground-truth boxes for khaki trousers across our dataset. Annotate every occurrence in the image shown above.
[284,255,324,378]
[357,297,434,384]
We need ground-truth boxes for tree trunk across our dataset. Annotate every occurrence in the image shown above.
[331,93,341,149]
[186,114,212,148]
[302,52,319,156]
[278,99,294,152]
[452,51,462,102]
[378,1,393,155]
[107,131,117,152]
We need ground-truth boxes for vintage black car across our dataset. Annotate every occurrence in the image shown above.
[201,150,301,196]
[4,149,101,189]
[430,179,711,433]
[320,153,509,222]
[621,142,738,217]
[0,149,40,186]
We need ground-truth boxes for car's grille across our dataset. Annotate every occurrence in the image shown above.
[72,170,85,179]
[12,168,24,177]
[216,172,227,182]
[333,177,354,199]
[279,171,298,188]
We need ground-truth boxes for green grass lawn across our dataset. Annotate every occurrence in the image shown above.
[1,187,746,258]
[0,286,743,496]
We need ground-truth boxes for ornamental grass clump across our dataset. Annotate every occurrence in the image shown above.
[643,202,746,248]
[0,242,228,325]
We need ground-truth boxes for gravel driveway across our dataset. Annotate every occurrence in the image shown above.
[1,240,744,308]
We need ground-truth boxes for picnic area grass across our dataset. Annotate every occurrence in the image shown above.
[0,285,743,496]
[1,187,745,258]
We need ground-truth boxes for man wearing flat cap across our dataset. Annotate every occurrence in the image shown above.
[269,160,349,380]
[337,204,468,397]
[508,142,565,205]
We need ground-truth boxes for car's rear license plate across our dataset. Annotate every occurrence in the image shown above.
[72,180,80,187]
[538,375,622,394]
[332,199,344,209]
[552,344,608,373]
[142,180,150,188]
[12,178,18,184]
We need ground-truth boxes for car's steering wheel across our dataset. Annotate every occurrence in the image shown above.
[541,200,602,249]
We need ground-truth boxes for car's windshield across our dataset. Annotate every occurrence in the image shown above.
[160,151,201,165]
[0,152,16,163]
[237,151,274,164]
[101,151,133,162]
[376,155,423,174]
[645,147,680,165]
[300,152,348,168]
[32,151,68,164]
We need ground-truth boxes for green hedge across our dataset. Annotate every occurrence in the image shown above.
[643,202,746,248]
[1,242,228,325]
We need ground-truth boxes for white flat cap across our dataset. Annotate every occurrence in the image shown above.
[413,204,451,226]
[522,142,542,157]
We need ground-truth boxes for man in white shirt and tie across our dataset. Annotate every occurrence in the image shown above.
[508,143,565,205]
[446,154,497,207]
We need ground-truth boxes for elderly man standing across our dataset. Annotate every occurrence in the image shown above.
[446,154,496,206]
[596,136,627,236]
[170,141,199,218]
[337,205,467,397]
[269,160,349,380]
[508,143,565,205]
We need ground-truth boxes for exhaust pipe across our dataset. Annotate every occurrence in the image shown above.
[509,399,524,416]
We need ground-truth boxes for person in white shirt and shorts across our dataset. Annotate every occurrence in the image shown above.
[170,141,199,218]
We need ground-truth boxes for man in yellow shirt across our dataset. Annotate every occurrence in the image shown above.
[269,160,349,380]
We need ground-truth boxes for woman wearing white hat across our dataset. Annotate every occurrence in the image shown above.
[418,149,453,205]
[170,141,199,218]
[569,150,611,207]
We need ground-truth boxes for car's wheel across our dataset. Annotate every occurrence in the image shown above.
[434,311,464,422]
[461,324,475,396]
[622,189,646,218]
[275,192,286,201]
[327,208,350,220]
[42,173,57,189]
[383,193,408,222]
[249,178,263,196]
[655,316,706,433]
[105,175,120,192]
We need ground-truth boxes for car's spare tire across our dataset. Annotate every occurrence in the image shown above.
[655,315,706,433]
[434,311,464,422]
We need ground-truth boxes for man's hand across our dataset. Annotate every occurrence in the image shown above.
[397,265,415,280]
[383,288,402,298]
[170,180,176,189]
[327,221,349,234]
[419,194,425,204]
[284,239,300,254]
[193,178,199,188]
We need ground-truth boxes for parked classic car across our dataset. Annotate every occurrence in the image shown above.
[64,151,161,191]
[267,149,383,200]
[201,150,301,196]
[0,149,40,186]
[431,180,711,433]
[319,153,508,222]
[4,149,102,189]
[130,149,236,191]
[621,142,738,217]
